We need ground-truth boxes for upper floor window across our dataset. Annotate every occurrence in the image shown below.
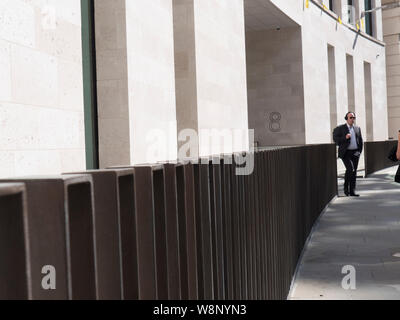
[346,0,355,25]
[364,0,374,36]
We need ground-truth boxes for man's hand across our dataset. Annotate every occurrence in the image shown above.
[346,134,351,140]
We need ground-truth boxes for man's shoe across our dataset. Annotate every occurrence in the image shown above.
[349,192,360,197]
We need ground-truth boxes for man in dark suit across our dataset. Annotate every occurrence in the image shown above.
[333,112,363,197]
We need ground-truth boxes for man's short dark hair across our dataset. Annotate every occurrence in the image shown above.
[345,111,355,120]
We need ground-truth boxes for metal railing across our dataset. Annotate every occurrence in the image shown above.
[364,140,399,176]
[0,144,337,300]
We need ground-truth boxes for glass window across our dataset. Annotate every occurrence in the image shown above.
[364,0,374,36]
[347,0,355,24]
[81,0,99,169]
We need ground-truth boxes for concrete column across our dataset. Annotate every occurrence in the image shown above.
[173,0,249,157]
[172,0,199,158]
[364,62,374,141]
[346,55,355,112]
[371,53,389,141]
[95,0,178,167]
[125,0,178,165]
[335,47,349,126]
[383,3,400,139]
[95,0,131,168]
[328,45,338,139]
[374,0,384,40]
[0,0,86,178]
[354,57,367,140]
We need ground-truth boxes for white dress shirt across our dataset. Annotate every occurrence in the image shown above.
[347,124,358,150]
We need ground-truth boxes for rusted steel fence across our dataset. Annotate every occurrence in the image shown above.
[364,140,398,176]
[0,144,337,300]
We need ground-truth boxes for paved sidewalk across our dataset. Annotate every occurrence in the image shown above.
[289,166,400,300]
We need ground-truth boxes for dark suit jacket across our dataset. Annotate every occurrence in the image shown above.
[333,124,363,159]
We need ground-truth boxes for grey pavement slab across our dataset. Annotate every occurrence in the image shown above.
[289,166,400,300]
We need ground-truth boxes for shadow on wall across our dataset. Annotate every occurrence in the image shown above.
[245,25,305,147]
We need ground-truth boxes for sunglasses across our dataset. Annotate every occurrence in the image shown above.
[349,117,356,119]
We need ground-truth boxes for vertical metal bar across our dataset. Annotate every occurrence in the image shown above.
[281,149,286,298]
[153,168,168,300]
[20,180,69,299]
[261,151,267,299]
[249,152,255,299]
[117,173,139,300]
[288,148,296,291]
[279,149,285,299]
[210,158,225,300]
[134,167,157,299]
[231,155,241,300]
[253,152,260,299]
[163,164,181,300]
[285,149,289,296]
[266,150,274,299]
[183,163,198,300]
[274,149,281,299]
[237,153,247,300]
[209,160,219,300]
[271,150,278,299]
[256,152,263,299]
[260,151,268,300]
[0,184,29,300]
[200,161,214,299]
[244,153,252,300]
[193,163,204,299]
[176,165,188,300]
[221,156,233,299]
[92,172,122,300]
[63,170,125,300]
[66,181,97,300]
[254,151,261,299]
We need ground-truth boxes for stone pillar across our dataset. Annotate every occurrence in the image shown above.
[383,1,400,138]
[173,0,249,157]
[374,0,384,40]
[95,0,131,169]
[95,0,178,167]
[0,0,86,178]
[172,0,199,158]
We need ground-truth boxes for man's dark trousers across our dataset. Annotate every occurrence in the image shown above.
[342,149,360,193]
